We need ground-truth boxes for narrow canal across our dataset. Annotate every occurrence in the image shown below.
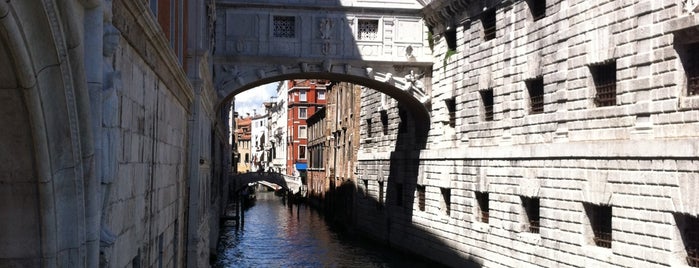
[214,190,442,267]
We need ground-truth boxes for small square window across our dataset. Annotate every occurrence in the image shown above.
[298,145,306,159]
[480,89,494,121]
[482,9,496,41]
[299,90,307,102]
[446,98,456,127]
[358,19,379,40]
[417,185,426,211]
[318,90,326,100]
[590,61,617,107]
[526,77,544,114]
[476,191,489,223]
[526,0,546,21]
[273,16,296,38]
[522,197,540,233]
[298,125,307,139]
[584,203,612,248]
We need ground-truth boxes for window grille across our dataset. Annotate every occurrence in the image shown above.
[689,74,699,96]
[482,9,496,41]
[586,204,612,248]
[677,213,699,267]
[527,77,544,114]
[446,98,456,127]
[522,197,540,233]
[591,62,616,107]
[476,192,489,223]
[358,19,379,40]
[527,0,546,21]
[481,89,494,121]
[273,16,295,38]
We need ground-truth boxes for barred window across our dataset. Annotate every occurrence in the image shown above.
[476,191,489,223]
[585,203,612,248]
[527,0,546,21]
[526,77,544,114]
[675,213,699,267]
[446,98,456,127]
[683,43,699,97]
[273,16,295,38]
[590,61,617,107]
[482,8,496,41]
[480,89,494,121]
[358,19,379,40]
[522,197,540,233]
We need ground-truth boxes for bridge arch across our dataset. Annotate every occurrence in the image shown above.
[215,62,433,134]
[231,172,303,194]
[0,1,95,266]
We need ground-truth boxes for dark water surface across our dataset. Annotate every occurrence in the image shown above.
[215,191,441,268]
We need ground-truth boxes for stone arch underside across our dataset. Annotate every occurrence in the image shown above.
[0,1,93,266]
[214,61,433,133]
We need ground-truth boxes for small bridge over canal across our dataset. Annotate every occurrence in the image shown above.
[231,172,303,194]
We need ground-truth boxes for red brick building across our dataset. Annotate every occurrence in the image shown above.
[286,79,328,180]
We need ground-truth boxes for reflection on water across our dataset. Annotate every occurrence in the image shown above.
[215,191,442,268]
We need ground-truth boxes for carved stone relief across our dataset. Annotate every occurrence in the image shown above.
[320,18,334,39]
[686,0,699,13]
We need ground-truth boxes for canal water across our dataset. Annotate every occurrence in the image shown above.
[214,191,443,268]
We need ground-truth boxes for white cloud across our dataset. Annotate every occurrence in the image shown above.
[234,83,279,117]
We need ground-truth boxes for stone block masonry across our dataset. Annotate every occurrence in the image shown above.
[356,0,699,267]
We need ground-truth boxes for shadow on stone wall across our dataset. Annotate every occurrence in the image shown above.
[325,107,481,268]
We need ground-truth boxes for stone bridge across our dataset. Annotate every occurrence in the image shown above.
[213,0,434,128]
[231,172,303,194]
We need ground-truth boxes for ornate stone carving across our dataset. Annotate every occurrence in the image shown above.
[221,64,245,86]
[256,69,266,79]
[321,41,330,55]
[402,69,427,102]
[322,59,332,72]
[278,64,287,74]
[235,40,245,53]
[299,62,308,72]
[344,64,351,74]
[686,0,699,13]
[319,18,333,39]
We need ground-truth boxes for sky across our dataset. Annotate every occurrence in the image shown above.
[234,82,279,118]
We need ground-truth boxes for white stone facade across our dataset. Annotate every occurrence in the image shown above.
[356,0,699,267]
